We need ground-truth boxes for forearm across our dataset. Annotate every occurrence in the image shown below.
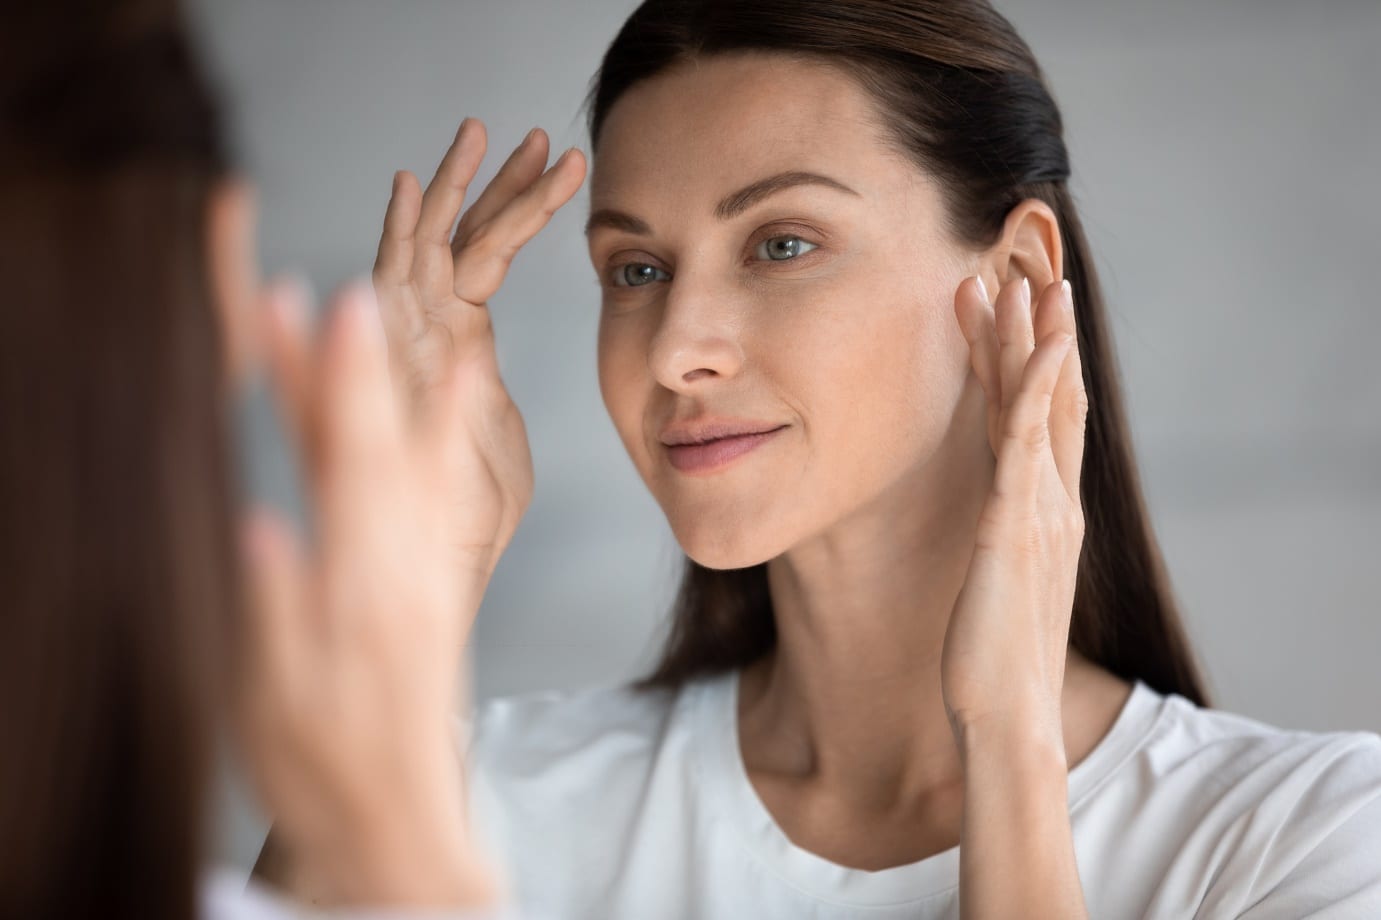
[957,719,1089,919]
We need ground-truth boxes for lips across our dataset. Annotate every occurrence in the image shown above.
[659,419,786,447]
[664,426,786,474]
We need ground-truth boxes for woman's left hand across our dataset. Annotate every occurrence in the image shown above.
[236,280,501,910]
[941,274,1088,747]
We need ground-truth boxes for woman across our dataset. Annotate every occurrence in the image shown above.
[258,0,1381,917]
[0,0,573,916]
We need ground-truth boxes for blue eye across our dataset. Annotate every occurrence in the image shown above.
[613,263,671,287]
[755,235,818,262]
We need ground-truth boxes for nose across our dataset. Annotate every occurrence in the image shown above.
[646,268,746,391]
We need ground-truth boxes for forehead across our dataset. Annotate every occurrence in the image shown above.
[590,53,902,208]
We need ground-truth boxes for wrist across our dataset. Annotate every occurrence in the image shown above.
[955,710,1068,777]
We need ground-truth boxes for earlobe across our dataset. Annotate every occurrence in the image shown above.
[993,198,1063,294]
[205,176,261,390]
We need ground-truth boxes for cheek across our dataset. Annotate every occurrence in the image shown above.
[881,281,971,439]
[767,269,967,459]
[597,311,652,462]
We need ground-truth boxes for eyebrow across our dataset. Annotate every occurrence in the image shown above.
[584,170,860,237]
[584,208,652,237]
[715,170,859,220]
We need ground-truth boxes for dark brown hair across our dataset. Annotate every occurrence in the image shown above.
[0,1,235,917]
[588,0,1213,707]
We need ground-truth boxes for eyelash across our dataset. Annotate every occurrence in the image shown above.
[606,227,824,289]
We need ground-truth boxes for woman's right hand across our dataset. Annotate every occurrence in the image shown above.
[372,118,586,595]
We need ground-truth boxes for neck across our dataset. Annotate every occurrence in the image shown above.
[745,406,985,798]
[741,400,1107,811]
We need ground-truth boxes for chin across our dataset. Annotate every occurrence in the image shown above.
[668,511,790,571]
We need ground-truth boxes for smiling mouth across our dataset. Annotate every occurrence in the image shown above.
[664,426,787,475]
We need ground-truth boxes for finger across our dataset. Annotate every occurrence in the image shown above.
[316,283,404,490]
[415,119,488,298]
[1048,280,1088,502]
[417,118,488,245]
[373,171,421,285]
[956,274,1006,454]
[995,276,1035,415]
[261,276,319,470]
[372,170,426,341]
[1030,277,1068,347]
[452,127,550,252]
[990,330,1074,508]
[955,274,1002,409]
[208,177,261,388]
[238,508,311,701]
[452,147,587,305]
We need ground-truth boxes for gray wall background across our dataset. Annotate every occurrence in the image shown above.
[188,0,1381,872]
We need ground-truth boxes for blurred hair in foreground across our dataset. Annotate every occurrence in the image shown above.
[0,1,236,917]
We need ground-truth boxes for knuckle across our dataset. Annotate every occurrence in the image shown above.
[468,216,524,262]
[972,524,1005,556]
[1067,386,1090,426]
[372,261,411,289]
[1003,410,1050,454]
[1056,508,1084,540]
[463,221,499,256]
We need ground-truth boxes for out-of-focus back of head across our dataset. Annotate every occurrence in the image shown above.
[0,2,236,918]
[1,0,227,172]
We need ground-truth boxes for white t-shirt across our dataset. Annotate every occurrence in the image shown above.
[464,669,1381,919]
[199,866,541,920]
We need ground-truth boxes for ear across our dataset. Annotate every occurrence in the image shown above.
[205,177,260,390]
[976,198,1063,302]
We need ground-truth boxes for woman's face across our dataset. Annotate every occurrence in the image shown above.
[588,53,981,570]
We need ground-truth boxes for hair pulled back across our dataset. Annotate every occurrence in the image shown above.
[587,0,1212,707]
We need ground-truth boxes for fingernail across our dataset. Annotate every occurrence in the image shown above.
[557,146,580,165]
[1061,278,1073,308]
[522,127,540,148]
[974,274,989,303]
[1019,277,1031,308]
